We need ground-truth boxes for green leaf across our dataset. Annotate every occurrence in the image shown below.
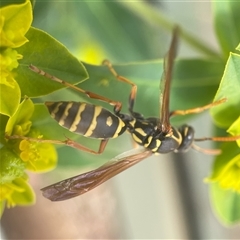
[14,27,88,97]
[208,50,240,223]
[207,142,240,224]
[32,2,167,62]
[5,98,34,136]
[32,2,219,60]
[11,177,35,206]
[228,116,240,147]
[210,182,240,225]
[0,78,21,116]
[0,0,32,48]
[211,53,240,128]
[237,44,240,51]
[209,141,240,182]
[213,1,240,58]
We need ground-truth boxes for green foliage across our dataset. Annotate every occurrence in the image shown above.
[0,71,21,116]
[0,147,26,184]
[5,98,34,136]
[210,182,240,225]
[15,27,88,97]
[0,0,36,216]
[211,53,240,128]
[213,1,240,58]
[209,53,240,220]
[1,0,240,225]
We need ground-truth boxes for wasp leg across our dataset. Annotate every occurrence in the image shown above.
[29,64,122,113]
[170,98,227,117]
[6,134,108,155]
[64,138,108,154]
[102,60,137,114]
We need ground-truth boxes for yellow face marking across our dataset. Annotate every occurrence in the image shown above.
[51,102,62,119]
[106,116,113,127]
[184,127,188,137]
[172,130,182,145]
[84,106,102,137]
[59,102,73,126]
[69,103,86,132]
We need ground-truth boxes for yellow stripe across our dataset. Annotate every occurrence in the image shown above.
[59,102,73,126]
[172,131,182,145]
[69,103,86,132]
[129,119,136,128]
[135,128,147,136]
[144,136,153,148]
[151,139,161,152]
[132,133,142,143]
[84,106,102,137]
[51,102,62,119]
[112,119,125,138]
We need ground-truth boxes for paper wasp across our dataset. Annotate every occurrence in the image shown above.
[7,27,240,201]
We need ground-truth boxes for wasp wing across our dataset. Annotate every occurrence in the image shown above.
[41,148,152,201]
[159,26,179,133]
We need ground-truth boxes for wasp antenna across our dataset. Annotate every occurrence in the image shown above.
[192,144,221,155]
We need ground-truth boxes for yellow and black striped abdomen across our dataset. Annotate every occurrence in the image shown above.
[45,101,126,139]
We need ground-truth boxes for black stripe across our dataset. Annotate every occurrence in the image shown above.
[75,104,95,135]
[49,102,65,122]
[63,102,82,130]
[91,108,120,138]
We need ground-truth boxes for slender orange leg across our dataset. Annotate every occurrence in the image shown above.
[29,64,122,112]
[170,98,227,117]
[6,134,109,155]
[102,60,137,114]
